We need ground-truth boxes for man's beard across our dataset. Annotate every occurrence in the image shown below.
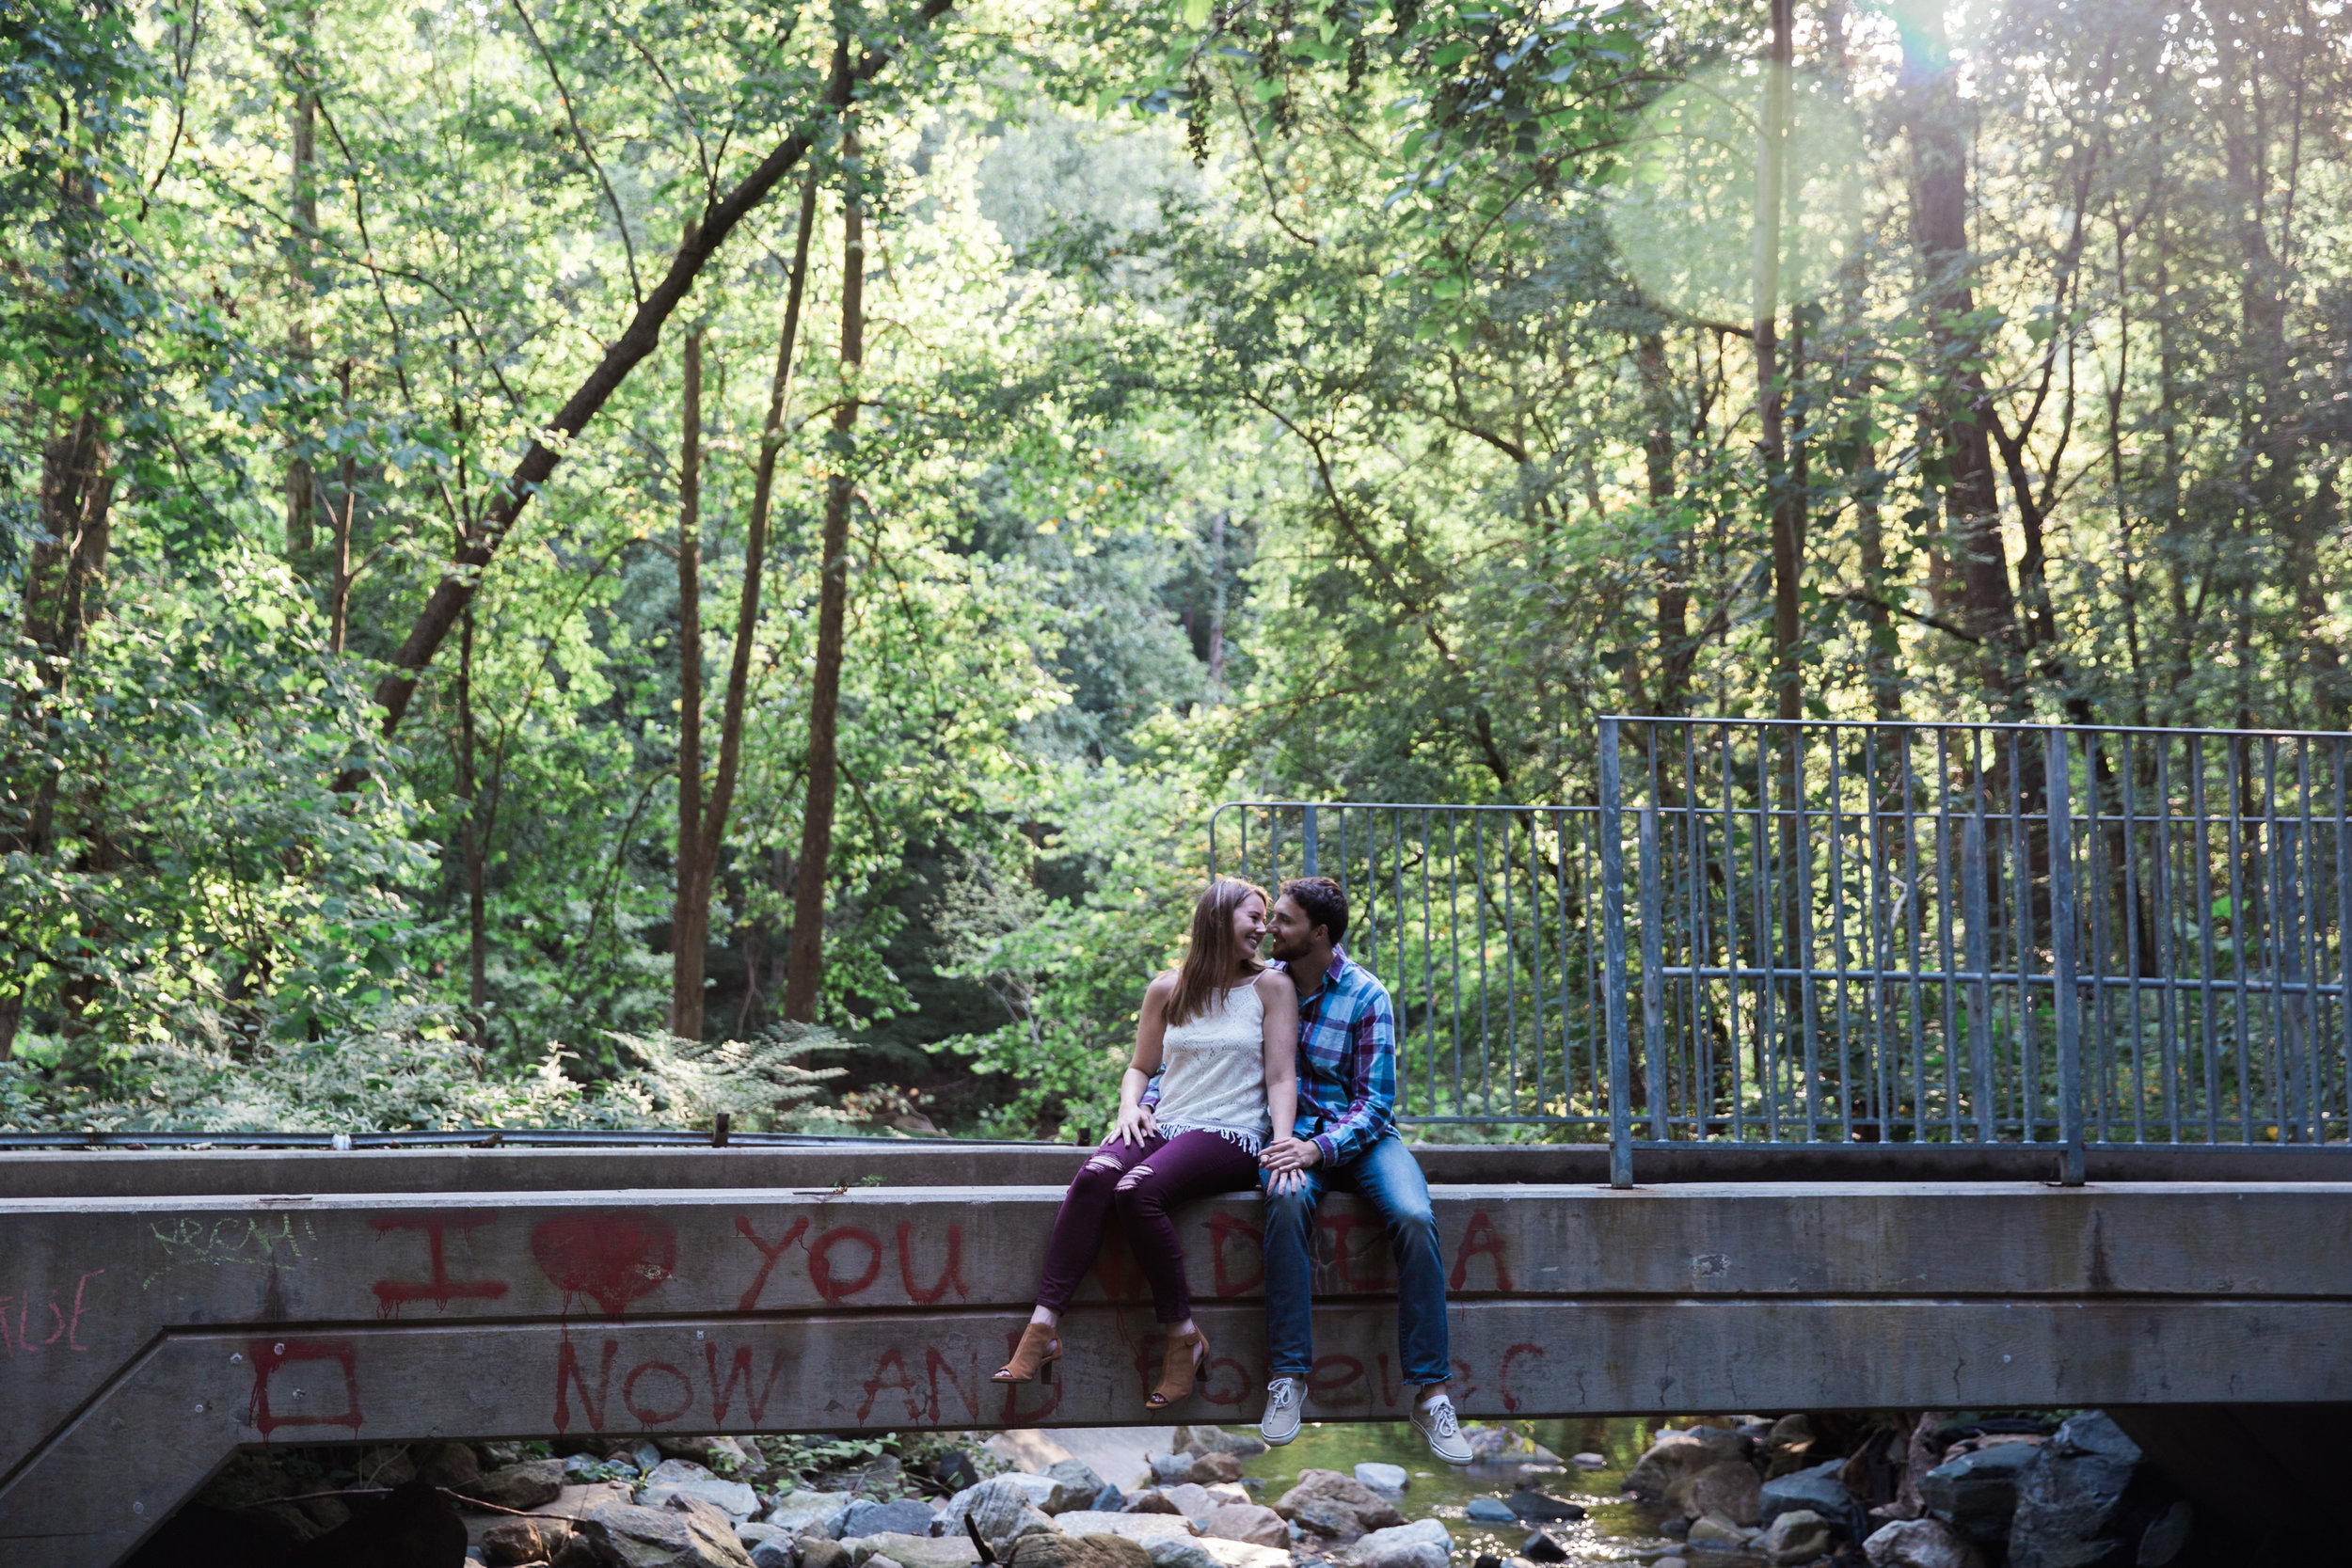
[1267,932,1311,963]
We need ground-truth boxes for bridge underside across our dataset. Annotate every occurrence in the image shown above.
[3,1146,2347,1567]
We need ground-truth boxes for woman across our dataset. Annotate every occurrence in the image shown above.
[993,877,1300,1407]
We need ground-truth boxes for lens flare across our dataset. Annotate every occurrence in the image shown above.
[1604,62,1865,321]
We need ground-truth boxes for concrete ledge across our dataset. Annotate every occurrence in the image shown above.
[6,1139,2348,1197]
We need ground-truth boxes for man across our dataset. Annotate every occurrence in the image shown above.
[1254,876,1470,1464]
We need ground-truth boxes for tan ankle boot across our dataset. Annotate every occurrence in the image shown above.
[992,1321,1062,1384]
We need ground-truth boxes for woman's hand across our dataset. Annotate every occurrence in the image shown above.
[1114,1101,1159,1148]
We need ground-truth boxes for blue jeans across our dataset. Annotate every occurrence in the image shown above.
[1260,1132,1449,1386]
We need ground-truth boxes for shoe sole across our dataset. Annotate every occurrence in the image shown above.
[1260,1425,1299,1447]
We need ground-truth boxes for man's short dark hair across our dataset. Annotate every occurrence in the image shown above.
[1280,876,1349,944]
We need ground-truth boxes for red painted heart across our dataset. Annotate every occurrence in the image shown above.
[531,1211,678,1315]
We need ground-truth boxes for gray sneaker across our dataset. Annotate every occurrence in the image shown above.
[1260,1376,1304,1446]
[1410,1391,1474,1465]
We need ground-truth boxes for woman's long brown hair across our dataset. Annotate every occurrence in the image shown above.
[1167,877,1269,1028]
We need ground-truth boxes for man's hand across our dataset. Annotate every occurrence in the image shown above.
[1259,1135,1323,1175]
[1113,1103,1158,1147]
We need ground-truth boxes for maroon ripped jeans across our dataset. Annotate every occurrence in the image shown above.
[1032,1128,1261,1323]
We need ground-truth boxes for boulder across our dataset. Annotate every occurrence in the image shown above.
[1625,1430,1748,1499]
[1151,1455,1199,1485]
[1160,1485,1218,1524]
[1757,1510,1836,1566]
[1684,1512,1756,1548]
[940,1479,1061,1554]
[842,1533,982,1568]
[751,1544,798,1568]
[417,1442,486,1489]
[1354,1464,1410,1498]
[2006,1414,2154,1568]
[1173,1427,1265,1460]
[468,1462,567,1512]
[1288,1500,1365,1540]
[1123,1494,1182,1516]
[1143,1535,1288,1568]
[1199,1505,1285,1550]
[1186,1453,1243,1485]
[2137,1501,2193,1568]
[579,1496,755,1568]
[1864,1518,1986,1568]
[930,1453,985,1495]
[1007,1534,1154,1568]
[483,1516,572,1566]
[840,1501,937,1541]
[1357,1518,1452,1568]
[642,1461,761,1521]
[1090,1487,1125,1513]
[1760,1461,1853,1527]
[1045,1513,1200,1544]
[1569,1455,1607,1472]
[1463,1427,1560,1465]
[1669,1463,1760,1527]
[1274,1470,1404,1536]
[1920,1441,2039,1549]
[1044,1462,1110,1514]
[1465,1500,1517,1524]
[1518,1531,1566,1563]
[739,1525,784,1547]
[768,1495,854,1540]
[799,1540,852,1568]
[1502,1491,1582,1525]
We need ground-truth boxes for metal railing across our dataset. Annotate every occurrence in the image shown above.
[1206,801,1611,1127]
[1215,718,2352,1184]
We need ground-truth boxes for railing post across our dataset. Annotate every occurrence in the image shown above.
[2047,727,2086,1185]
[1640,791,1666,1141]
[1302,804,1319,878]
[1602,718,1634,1188]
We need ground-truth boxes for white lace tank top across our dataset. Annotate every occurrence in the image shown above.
[1154,980,1273,1154]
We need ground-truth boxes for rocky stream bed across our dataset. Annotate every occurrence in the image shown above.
[126,1407,2217,1568]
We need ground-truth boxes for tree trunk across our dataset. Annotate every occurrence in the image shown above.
[1638,330,1693,717]
[350,7,951,760]
[1756,0,1801,723]
[685,174,822,1037]
[457,603,487,1041]
[782,125,865,1024]
[1901,19,2020,711]
[670,323,707,1039]
[286,29,318,559]
[331,359,356,654]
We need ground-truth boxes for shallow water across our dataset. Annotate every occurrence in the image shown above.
[1231,1418,1691,1566]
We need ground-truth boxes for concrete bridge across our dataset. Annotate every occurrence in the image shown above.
[3,1141,2348,1567]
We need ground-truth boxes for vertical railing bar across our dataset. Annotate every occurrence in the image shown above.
[1439,808,1458,1114]
[1472,812,1493,1115]
[1500,810,1522,1117]
[2098,733,2117,1142]
[1641,740,1667,1143]
[1421,809,1438,1121]
[1723,726,1748,1142]
[2262,736,2289,1141]
[2153,740,2182,1142]
[2007,730,2036,1140]
[2193,740,2221,1143]
[2121,734,2147,1142]
[2227,738,2252,1143]
[1866,727,1896,1139]
[1827,736,1853,1143]
[1757,734,1778,1142]
[1901,727,1929,1139]
[2297,742,2320,1141]
[1683,733,1711,1140]
[1794,726,1822,1143]
[1941,728,1963,1139]
[2336,740,2351,1145]
[2050,726,2086,1184]
[1602,719,1633,1186]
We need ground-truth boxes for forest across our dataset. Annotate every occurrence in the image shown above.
[3,0,2347,1137]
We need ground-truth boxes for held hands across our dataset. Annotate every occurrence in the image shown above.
[1113,1102,1158,1147]
[1259,1135,1321,1193]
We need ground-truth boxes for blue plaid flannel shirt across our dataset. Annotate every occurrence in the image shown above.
[1285,948,1398,1165]
[1137,947,1397,1166]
